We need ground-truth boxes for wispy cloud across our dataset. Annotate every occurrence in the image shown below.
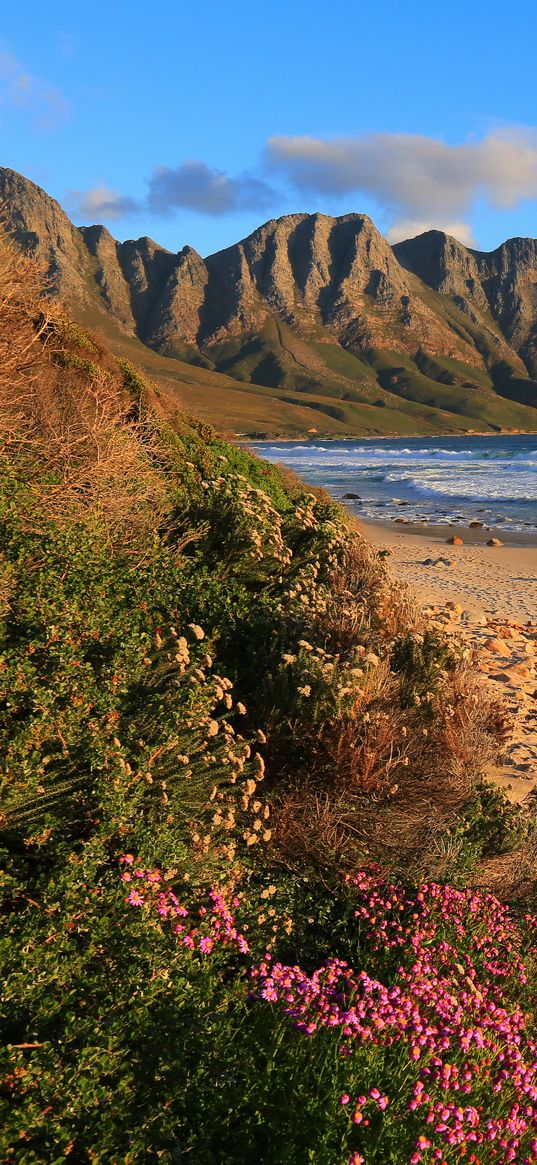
[147,161,275,217]
[68,183,140,222]
[58,33,76,59]
[0,48,69,130]
[266,129,537,242]
[69,160,275,226]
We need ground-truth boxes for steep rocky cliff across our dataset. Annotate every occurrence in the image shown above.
[1,165,537,435]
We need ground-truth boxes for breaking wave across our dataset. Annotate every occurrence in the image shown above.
[250,435,537,535]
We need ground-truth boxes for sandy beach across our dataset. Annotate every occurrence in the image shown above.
[362,520,537,804]
[362,521,537,624]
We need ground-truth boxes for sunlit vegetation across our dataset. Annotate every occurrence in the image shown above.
[1,235,536,1163]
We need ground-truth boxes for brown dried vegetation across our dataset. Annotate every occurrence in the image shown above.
[0,229,169,541]
[271,546,520,883]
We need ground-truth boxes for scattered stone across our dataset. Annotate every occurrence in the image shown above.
[446,601,464,615]
[446,536,464,545]
[484,638,512,657]
[341,492,361,500]
[487,538,504,547]
[499,666,532,687]
[469,521,484,528]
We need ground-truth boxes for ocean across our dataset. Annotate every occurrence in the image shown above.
[248,435,537,537]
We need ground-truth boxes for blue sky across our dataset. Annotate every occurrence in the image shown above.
[1,0,536,255]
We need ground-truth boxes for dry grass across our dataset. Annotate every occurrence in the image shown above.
[320,535,421,655]
[0,228,170,542]
[272,642,511,882]
[0,234,58,425]
[471,833,537,902]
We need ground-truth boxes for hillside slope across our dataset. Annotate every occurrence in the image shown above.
[1,230,536,1164]
[1,166,537,436]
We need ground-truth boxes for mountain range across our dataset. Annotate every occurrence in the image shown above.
[2,165,537,436]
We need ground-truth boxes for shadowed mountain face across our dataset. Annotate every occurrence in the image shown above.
[2,165,537,436]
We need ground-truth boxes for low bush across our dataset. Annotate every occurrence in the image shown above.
[3,860,536,1163]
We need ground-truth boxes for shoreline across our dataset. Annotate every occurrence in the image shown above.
[244,429,537,443]
[358,516,537,550]
[247,434,537,543]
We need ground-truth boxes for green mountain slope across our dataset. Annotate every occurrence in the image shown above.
[1,166,537,435]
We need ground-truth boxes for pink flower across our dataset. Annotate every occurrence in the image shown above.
[339,1093,350,1105]
[127,890,144,906]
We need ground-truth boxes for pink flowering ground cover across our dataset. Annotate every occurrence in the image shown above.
[124,860,537,1165]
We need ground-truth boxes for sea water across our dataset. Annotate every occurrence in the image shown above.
[248,435,537,534]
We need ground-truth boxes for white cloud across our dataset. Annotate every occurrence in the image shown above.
[0,48,69,130]
[266,129,537,242]
[68,183,140,222]
[385,219,476,246]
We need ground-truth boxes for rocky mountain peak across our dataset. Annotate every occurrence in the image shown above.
[1,166,537,429]
[393,230,487,307]
[0,166,88,300]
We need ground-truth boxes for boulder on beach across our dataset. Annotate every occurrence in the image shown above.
[446,536,464,545]
[341,492,361,500]
[487,538,504,547]
[484,637,512,657]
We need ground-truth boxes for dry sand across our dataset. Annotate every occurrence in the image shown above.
[362,521,537,625]
[362,521,537,805]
